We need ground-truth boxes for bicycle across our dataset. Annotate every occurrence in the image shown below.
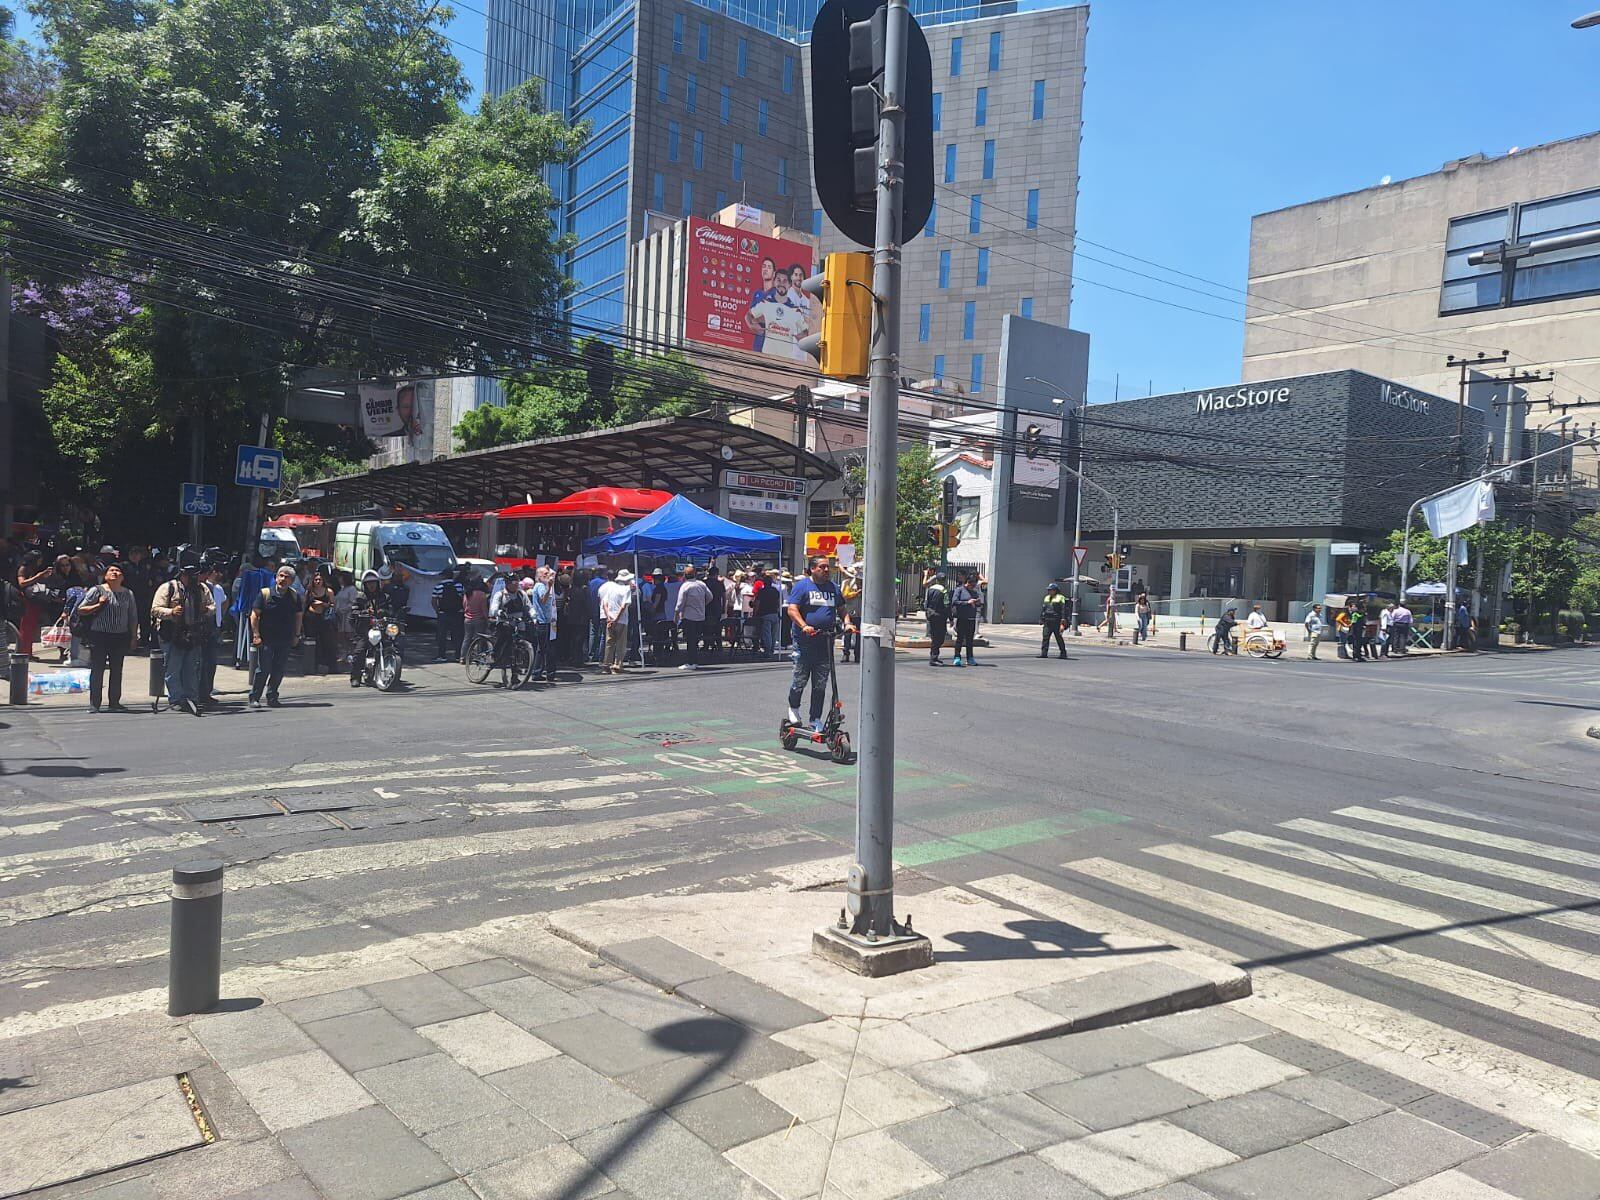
[1242,627,1285,659]
[464,619,534,688]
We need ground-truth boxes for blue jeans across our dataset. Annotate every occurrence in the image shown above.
[162,639,202,706]
[588,619,605,662]
[759,613,780,656]
[251,640,294,702]
[788,636,833,723]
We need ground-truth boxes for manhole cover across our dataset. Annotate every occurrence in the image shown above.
[180,797,280,823]
[280,795,356,814]
[221,813,343,837]
[339,806,437,829]
[635,730,707,746]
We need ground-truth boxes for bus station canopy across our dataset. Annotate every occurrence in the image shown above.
[584,495,780,557]
[295,415,837,515]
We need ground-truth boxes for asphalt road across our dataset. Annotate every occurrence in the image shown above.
[4,632,1598,1111]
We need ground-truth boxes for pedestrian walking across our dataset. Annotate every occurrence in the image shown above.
[674,564,711,670]
[232,555,273,669]
[249,564,303,708]
[1378,602,1394,658]
[1099,590,1118,639]
[951,573,981,666]
[74,563,138,713]
[1390,599,1413,655]
[1304,603,1326,661]
[599,569,634,674]
[151,552,215,715]
[1334,605,1351,659]
[1040,582,1068,658]
[839,566,862,663]
[1134,592,1153,644]
[923,573,950,666]
[1212,607,1238,655]
[1455,601,1474,651]
[586,568,608,664]
[304,570,339,674]
[530,565,559,682]
[432,568,466,662]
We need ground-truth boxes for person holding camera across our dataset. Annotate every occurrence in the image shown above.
[74,562,139,712]
[151,553,215,715]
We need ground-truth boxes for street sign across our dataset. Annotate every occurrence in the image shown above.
[1072,545,1088,567]
[723,469,807,497]
[179,483,217,517]
[728,494,801,516]
[235,445,284,490]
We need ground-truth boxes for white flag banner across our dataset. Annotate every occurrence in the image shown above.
[359,383,402,437]
[1421,479,1495,538]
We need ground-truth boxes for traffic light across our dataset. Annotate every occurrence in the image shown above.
[1102,551,1122,572]
[800,251,873,380]
[928,524,945,548]
[944,522,961,549]
[809,0,935,247]
[1023,423,1044,459]
[941,475,957,523]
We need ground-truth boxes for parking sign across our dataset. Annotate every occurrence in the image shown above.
[179,482,218,517]
[235,444,284,489]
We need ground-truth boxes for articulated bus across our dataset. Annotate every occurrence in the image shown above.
[432,487,674,570]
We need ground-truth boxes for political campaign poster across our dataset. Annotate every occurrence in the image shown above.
[683,218,816,364]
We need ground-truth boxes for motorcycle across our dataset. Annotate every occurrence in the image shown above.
[360,616,405,691]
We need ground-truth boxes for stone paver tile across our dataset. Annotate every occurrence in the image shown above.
[0,1077,205,1196]
[1403,1094,1527,1148]
[422,1106,562,1174]
[1309,1111,1482,1186]
[855,1020,953,1070]
[774,1017,864,1061]
[600,935,726,989]
[302,1008,435,1073]
[486,1055,650,1138]
[363,972,485,1027]
[1041,1120,1236,1198]
[618,1057,741,1107]
[356,1052,511,1135]
[469,1142,615,1200]
[1140,1007,1273,1052]
[398,1183,478,1200]
[754,1059,850,1121]
[1168,1089,1345,1158]
[1385,1172,1523,1199]
[69,1178,159,1200]
[828,1129,943,1200]
[1147,1043,1304,1100]
[1189,1143,1390,1200]
[843,1069,950,1129]
[280,1104,453,1200]
[724,1121,833,1200]
[579,977,707,1033]
[418,1010,558,1076]
[230,1047,374,1132]
[438,957,527,989]
[1129,1186,1216,1200]
[468,974,595,1030]
[722,1034,817,1082]
[1021,962,1224,1028]
[535,1011,682,1077]
[1318,1061,1433,1106]
[907,996,1062,1055]
[889,1106,1019,1175]
[1033,1065,1208,1132]
[574,1113,772,1200]
[900,1154,1104,1199]
[963,1092,1090,1151]
[218,1178,323,1200]
[191,1006,314,1069]
[678,971,827,1035]
[1248,1031,1353,1073]
[670,1082,794,1151]
[1031,1024,1181,1076]
[1455,1133,1600,1200]
[904,1044,1075,1104]
[1271,1075,1393,1123]
[280,986,377,1024]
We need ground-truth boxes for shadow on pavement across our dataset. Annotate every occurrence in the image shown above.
[939,917,1163,963]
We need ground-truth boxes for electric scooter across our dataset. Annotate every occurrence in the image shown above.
[778,634,854,764]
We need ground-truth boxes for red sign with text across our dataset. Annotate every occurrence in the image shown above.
[684,218,816,365]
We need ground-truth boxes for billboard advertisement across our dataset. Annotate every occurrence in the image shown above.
[684,217,816,364]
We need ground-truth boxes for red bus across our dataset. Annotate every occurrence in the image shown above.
[443,487,673,569]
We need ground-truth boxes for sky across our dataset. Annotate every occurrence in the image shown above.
[15,2,1600,406]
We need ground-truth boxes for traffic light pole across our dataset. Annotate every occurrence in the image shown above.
[856,0,911,944]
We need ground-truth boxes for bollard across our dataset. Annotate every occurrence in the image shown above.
[169,860,224,1016]
[1178,632,1188,652]
[148,646,165,704]
[8,652,27,705]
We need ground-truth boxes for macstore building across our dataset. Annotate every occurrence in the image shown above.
[1074,370,1487,622]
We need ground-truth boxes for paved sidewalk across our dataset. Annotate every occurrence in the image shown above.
[3,866,1596,1199]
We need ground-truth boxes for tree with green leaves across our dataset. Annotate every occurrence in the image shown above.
[1370,519,1580,630]
[6,0,581,543]
[846,444,940,574]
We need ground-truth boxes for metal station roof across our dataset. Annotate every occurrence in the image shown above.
[297,416,837,514]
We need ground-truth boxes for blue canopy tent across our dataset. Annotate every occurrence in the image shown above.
[583,495,781,665]
[582,494,781,558]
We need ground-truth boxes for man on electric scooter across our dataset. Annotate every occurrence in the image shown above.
[785,556,843,735]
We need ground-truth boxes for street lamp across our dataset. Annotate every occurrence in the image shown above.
[1573,9,1600,26]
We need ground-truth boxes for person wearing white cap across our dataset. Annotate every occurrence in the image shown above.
[598,569,634,674]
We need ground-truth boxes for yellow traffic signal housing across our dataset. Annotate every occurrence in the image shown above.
[928,523,945,548]
[944,522,961,548]
[799,252,873,380]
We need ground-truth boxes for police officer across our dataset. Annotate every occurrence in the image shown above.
[1040,582,1068,659]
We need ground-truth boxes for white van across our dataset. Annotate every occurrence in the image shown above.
[333,520,459,619]
[257,526,302,561]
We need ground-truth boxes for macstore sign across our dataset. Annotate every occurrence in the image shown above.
[1194,386,1291,415]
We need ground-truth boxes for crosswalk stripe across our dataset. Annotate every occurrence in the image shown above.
[1216,830,1600,941]
[471,772,666,794]
[1145,842,1600,983]
[1377,794,1600,854]
[0,830,213,877]
[1337,807,1600,873]
[463,785,709,816]
[1062,856,1600,1045]
[1283,818,1600,898]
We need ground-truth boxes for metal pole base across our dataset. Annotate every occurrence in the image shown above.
[169,860,224,1016]
[813,923,933,978]
[8,653,28,705]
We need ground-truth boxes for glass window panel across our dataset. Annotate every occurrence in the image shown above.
[737,37,748,76]
[732,142,744,181]
[962,301,975,339]
[1518,189,1600,238]
[938,250,950,288]
[1032,79,1044,120]
[982,140,995,180]
[943,143,956,182]
[672,13,683,52]
[656,65,669,103]
[716,189,726,209]
[1512,251,1600,303]
[682,179,694,215]
[950,36,962,76]
[932,92,941,132]
[969,194,981,233]
[698,20,709,60]
[918,303,931,342]
[1026,188,1039,229]
[1442,245,1501,281]
[651,172,664,210]
[759,99,769,135]
[933,354,946,378]
[783,55,794,94]
[970,353,983,391]
[1020,297,1033,319]
[693,129,705,169]
[570,129,630,198]
[976,248,989,285]
[1440,276,1502,312]
[1445,209,1509,251]
[988,31,1001,71]
[925,204,936,237]
[812,208,823,237]
[778,156,788,195]
[974,87,987,127]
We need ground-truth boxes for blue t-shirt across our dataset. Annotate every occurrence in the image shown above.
[788,577,843,633]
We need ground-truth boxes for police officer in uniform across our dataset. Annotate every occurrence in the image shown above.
[1040,582,1069,659]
